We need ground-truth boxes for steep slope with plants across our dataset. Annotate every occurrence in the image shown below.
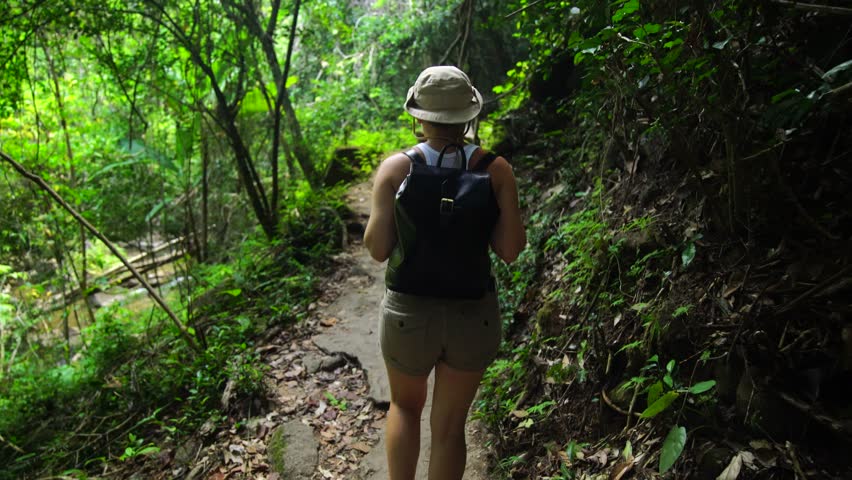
[475,1,852,478]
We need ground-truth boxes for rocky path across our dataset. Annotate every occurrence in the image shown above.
[309,181,493,480]
[184,180,494,479]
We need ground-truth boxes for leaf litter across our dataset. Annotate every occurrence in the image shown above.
[123,255,386,480]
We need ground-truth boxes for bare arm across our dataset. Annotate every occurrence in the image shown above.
[364,154,410,262]
[488,157,526,263]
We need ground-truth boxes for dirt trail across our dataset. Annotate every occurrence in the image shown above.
[194,180,494,479]
[310,181,493,479]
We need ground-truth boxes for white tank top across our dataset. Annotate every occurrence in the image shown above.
[417,143,480,169]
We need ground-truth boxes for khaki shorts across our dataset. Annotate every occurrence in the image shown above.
[379,289,502,376]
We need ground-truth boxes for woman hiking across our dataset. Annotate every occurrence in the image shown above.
[364,65,526,480]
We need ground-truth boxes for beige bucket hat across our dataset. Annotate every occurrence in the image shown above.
[404,66,483,124]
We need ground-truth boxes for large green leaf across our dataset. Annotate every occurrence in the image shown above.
[646,381,664,406]
[688,380,716,394]
[241,87,271,114]
[89,158,145,181]
[640,391,679,418]
[612,0,639,23]
[681,242,696,267]
[145,198,171,223]
[822,59,852,82]
[659,424,687,473]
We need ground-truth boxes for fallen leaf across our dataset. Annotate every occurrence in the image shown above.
[610,460,634,480]
[723,284,741,298]
[315,401,328,417]
[749,439,772,450]
[351,442,372,453]
[223,448,242,465]
[717,451,754,480]
[511,410,529,419]
[588,449,609,466]
[320,317,339,327]
[750,442,777,468]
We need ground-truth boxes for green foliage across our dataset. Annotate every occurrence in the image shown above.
[0,183,345,477]
[280,184,348,265]
[295,0,519,169]
[474,344,531,428]
[118,433,160,461]
[324,392,348,411]
[617,356,718,421]
[544,190,609,292]
[660,424,687,474]
[69,239,126,276]
[672,304,692,318]
[346,127,412,173]
[565,439,588,463]
[641,391,679,419]
[680,241,697,268]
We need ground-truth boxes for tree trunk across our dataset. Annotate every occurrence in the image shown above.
[201,128,209,262]
[279,0,318,187]
[225,0,318,188]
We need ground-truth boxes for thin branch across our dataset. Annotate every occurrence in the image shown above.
[0,431,25,454]
[601,388,641,417]
[457,0,474,66]
[267,0,282,38]
[830,80,852,97]
[775,264,852,315]
[92,34,149,131]
[505,0,545,19]
[770,145,840,241]
[438,32,462,65]
[772,0,852,15]
[281,0,301,89]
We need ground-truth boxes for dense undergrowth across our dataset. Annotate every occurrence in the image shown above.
[0,187,347,479]
[477,1,852,479]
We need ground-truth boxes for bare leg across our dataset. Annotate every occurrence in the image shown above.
[428,362,485,480]
[385,364,429,480]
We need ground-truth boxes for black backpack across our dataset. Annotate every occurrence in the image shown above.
[385,144,500,299]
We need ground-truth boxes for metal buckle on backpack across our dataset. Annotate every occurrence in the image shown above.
[440,198,454,215]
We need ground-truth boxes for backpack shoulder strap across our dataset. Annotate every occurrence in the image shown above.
[472,151,499,172]
[403,148,426,165]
